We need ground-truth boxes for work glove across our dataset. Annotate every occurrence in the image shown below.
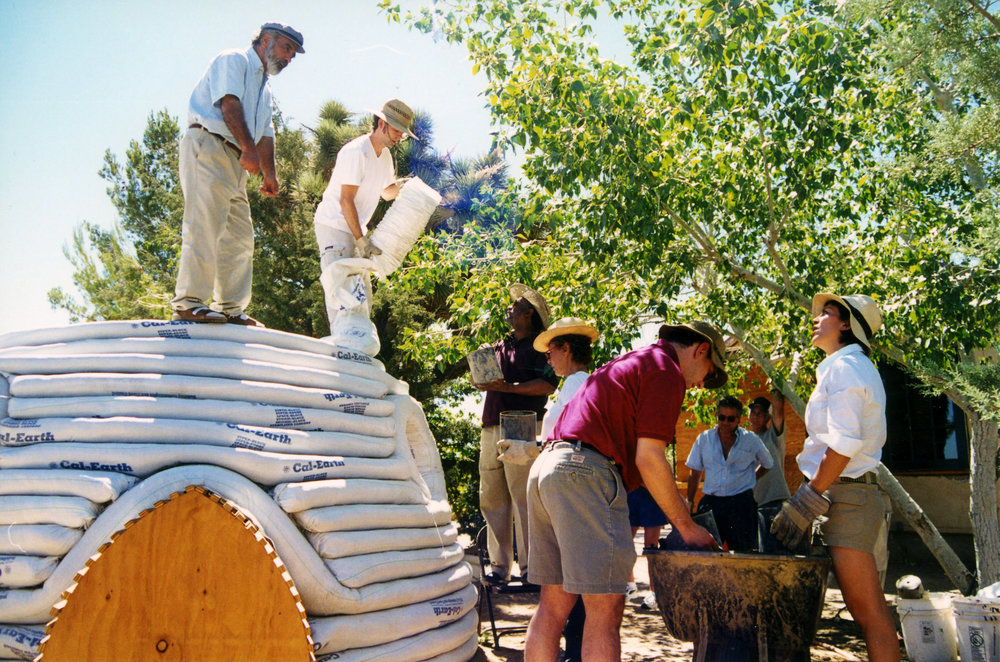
[353,236,382,259]
[770,482,831,551]
[496,438,540,465]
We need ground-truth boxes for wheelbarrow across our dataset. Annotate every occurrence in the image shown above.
[645,550,832,662]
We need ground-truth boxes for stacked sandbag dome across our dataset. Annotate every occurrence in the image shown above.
[0,321,477,662]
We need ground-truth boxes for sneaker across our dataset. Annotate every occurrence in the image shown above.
[625,582,639,600]
[172,306,226,324]
[483,571,508,587]
[226,312,264,327]
[641,592,658,610]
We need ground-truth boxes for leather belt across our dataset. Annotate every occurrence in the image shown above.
[837,472,878,485]
[189,124,241,157]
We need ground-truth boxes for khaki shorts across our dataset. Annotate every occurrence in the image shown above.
[526,442,636,594]
[821,482,891,557]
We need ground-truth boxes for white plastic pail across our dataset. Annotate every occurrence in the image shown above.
[953,596,1000,662]
[896,594,958,662]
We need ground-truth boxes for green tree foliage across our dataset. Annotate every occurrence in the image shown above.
[383,0,1000,583]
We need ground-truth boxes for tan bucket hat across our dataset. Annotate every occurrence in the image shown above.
[811,293,882,349]
[533,317,600,352]
[508,283,550,329]
[372,99,417,139]
[658,320,728,388]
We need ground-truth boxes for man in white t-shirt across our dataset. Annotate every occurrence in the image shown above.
[313,99,416,333]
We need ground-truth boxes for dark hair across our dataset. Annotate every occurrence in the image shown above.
[826,300,871,356]
[528,307,545,333]
[717,395,743,414]
[551,334,594,367]
[660,326,708,348]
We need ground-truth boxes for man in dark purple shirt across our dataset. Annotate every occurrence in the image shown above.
[525,321,728,661]
[473,284,558,584]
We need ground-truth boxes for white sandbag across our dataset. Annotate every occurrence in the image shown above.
[0,557,57,589]
[8,396,396,437]
[307,523,459,560]
[0,321,384,367]
[0,469,136,502]
[0,496,97,528]
[0,377,7,397]
[0,526,82,557]
[308,584,476,653]
[0,466,472,623]
[391,395,448,502]
[0,337,398,390]
[273,478,426,514]
[0,354,396,398]
[331,308,381,357]
[326,543,465,589]
[0,624,43,661]
[10,373,395,417]
[0,417,393,457]
[297,500,452,533]
[316,609,477,662]
[370,178,442,278]
[423,632,480,662]
[0,376,7,420]
[0,444,412,486]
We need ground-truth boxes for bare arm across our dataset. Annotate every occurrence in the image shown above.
[637,438,718,550]
[257,136,278,197]
[474,377,556,397]
[382,182,400,201]
[770,386,785,436]
[338,184,364,239]
[686,468,702,510]
[219,95,259,174]
[809,447,851,494]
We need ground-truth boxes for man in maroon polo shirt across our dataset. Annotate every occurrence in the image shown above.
[525,321,728,662]
[473,284,559,584]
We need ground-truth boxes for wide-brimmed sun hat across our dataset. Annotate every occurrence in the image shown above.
[372,99,417,139]
[533,317,600,352]
[658,320,728,389]
[811,293,882,349]
[508,283,550,329]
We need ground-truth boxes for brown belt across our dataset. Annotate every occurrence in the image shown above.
[189,124,241,157]
[837,472,878,485]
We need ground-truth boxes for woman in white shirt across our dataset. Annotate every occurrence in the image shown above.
[772,293,899,662]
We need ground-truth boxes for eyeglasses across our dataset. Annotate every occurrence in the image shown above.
[717,414,738,423]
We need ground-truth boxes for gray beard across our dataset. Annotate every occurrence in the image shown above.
[264,43,288,75]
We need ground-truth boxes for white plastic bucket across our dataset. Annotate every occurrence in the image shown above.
[953,596,1000,662]
[896,594,958,662]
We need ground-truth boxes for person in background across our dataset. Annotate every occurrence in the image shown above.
[748,390,789,551]
[686,395,773,552]
[172,22,304,327]
[771,293,898,662]
[474,284,558,585]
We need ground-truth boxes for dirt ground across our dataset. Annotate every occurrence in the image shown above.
[467,532,963,662]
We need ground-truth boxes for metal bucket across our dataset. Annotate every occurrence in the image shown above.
[499,410,537,442]
[646,550,832,661]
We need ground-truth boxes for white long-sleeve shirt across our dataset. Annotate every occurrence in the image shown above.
[797,344,887,479]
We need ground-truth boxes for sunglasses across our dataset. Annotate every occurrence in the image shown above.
[717,414,738,423]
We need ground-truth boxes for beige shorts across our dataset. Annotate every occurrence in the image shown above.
[821,482,891,556]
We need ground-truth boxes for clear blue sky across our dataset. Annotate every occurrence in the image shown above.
[0,1,496,336]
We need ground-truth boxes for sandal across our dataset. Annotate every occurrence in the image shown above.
[171,306,226,323]
[226,312,264,327]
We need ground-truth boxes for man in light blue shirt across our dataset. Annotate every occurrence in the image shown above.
[172,22,304,327]
[686,394,773,551]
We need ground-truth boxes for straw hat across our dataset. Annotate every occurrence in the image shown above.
[533,317,600,352]
[372,99,417,139]
[509,284,550,329]
[811,293,882,349]
[658,320,728,389]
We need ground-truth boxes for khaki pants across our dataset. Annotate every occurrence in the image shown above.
[479,424,533,579]
[172,127,253,316]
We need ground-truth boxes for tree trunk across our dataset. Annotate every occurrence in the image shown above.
[967,411,1000,588]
